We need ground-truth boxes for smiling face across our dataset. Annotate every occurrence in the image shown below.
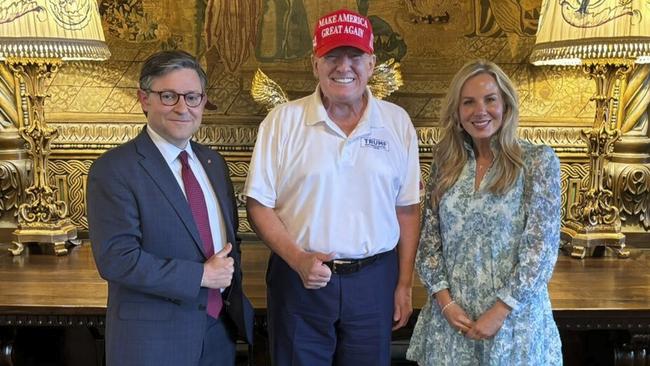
[312,46,375,108]
[458,72,505,145]
[138,68,206,149]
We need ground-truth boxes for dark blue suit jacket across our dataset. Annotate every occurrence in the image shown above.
[87,128,253,366]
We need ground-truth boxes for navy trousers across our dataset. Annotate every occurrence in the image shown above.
[266,250,398,366]
[198,315,236,366]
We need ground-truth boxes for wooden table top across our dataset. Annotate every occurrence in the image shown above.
[0,242,106,315]
[1,242,649,315]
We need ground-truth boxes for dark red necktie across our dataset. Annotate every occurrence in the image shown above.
[179,151,222,319]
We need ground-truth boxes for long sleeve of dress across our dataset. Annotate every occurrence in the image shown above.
[496,145,561,311]
[415,163,450,295]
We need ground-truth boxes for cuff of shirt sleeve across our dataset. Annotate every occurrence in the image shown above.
[243,190,276,208]
[396,195,421,207]
[428,281,450,297]
[497,291,520,312]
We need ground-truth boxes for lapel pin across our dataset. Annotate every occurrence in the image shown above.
[207,159,211,164]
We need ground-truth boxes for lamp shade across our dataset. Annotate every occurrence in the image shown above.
[0,0,110,61]
[530,0,650,65]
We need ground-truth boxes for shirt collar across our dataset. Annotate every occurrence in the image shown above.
[146,126,197,165]
[305,85,383,129]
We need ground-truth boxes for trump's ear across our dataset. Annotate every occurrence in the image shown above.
[311,54,319,79]
[368,54,376,76]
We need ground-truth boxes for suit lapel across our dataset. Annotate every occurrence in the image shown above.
[134,130,207,257]
[193,143,236,243]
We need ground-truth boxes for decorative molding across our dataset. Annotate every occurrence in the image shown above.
[554,310,650,331]
[560,163,590,224]
[192,126,258,151]
[233,181,250,233]
[238,217,253,234]
[608,164,650,230]
[0,314,104,327]
[51,122,587,155]
[228,162,250,180]
[48,160,93,231]
[517,127,587,152]
[50,123,259,152]
[0,161,25,219]
[46,118,650,235]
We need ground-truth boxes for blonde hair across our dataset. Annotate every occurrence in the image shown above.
[431,59,523,207]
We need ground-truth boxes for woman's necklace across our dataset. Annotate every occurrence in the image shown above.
[474,158,493,190]
[477,159,492,172]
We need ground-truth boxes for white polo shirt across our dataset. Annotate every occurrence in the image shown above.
[244,87,420,259]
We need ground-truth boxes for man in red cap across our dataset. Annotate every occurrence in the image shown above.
[245,8,420,366]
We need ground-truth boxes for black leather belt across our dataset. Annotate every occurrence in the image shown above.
[323,250,393,275]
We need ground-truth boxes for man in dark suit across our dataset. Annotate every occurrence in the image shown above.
[87,50,253,366]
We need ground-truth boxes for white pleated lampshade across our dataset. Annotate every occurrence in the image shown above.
[0,0,110,61]
[530,0,650,66]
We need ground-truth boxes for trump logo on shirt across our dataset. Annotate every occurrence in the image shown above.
[361,138,389,151]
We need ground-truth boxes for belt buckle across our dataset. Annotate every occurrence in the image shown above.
[332,259,352,274]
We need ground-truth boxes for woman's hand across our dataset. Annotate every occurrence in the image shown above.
[442,301,474,334]
[464,300,511,340]
[435,289,474,334]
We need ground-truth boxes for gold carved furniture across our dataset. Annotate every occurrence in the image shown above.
[0,0,110,256]
[531,0,650,258]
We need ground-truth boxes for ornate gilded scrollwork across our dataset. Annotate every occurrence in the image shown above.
[618,65,649,134]
[11,60,69,224]
[614,165,650,230]
[0,63,18,128]
[7,58,79,256]
[561,63,631,258]
[230,180,251,233]
[51,123,261,152]
[606,64,650,233]
[0,161,25,218]
[227,161,249,180]
[48,159,93,231]
[560,163,590,225]
[572,124,621,227]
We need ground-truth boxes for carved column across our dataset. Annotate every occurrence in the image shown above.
[0,65,30,242]
[0,129,29,241]
[606,65,650,241]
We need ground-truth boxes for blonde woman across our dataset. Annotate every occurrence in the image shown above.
[407,59,562,365]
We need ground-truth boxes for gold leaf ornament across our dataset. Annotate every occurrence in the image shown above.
[368,58,403,100]
[250,69,289,112]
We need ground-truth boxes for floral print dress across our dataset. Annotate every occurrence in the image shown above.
[406,141,563,365]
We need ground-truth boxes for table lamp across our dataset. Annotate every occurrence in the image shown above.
[530,0,650,258]
[0,0,110,255]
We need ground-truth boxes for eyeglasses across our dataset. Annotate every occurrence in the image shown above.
[145,89,205,108]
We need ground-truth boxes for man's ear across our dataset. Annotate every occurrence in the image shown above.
[311,54,319,78]
[368,54,376,75]
[137,89,149,113]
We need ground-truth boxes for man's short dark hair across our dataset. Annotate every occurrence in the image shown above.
[139,50,208,91]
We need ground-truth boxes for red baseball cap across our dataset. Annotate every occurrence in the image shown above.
[313,9,374,57]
